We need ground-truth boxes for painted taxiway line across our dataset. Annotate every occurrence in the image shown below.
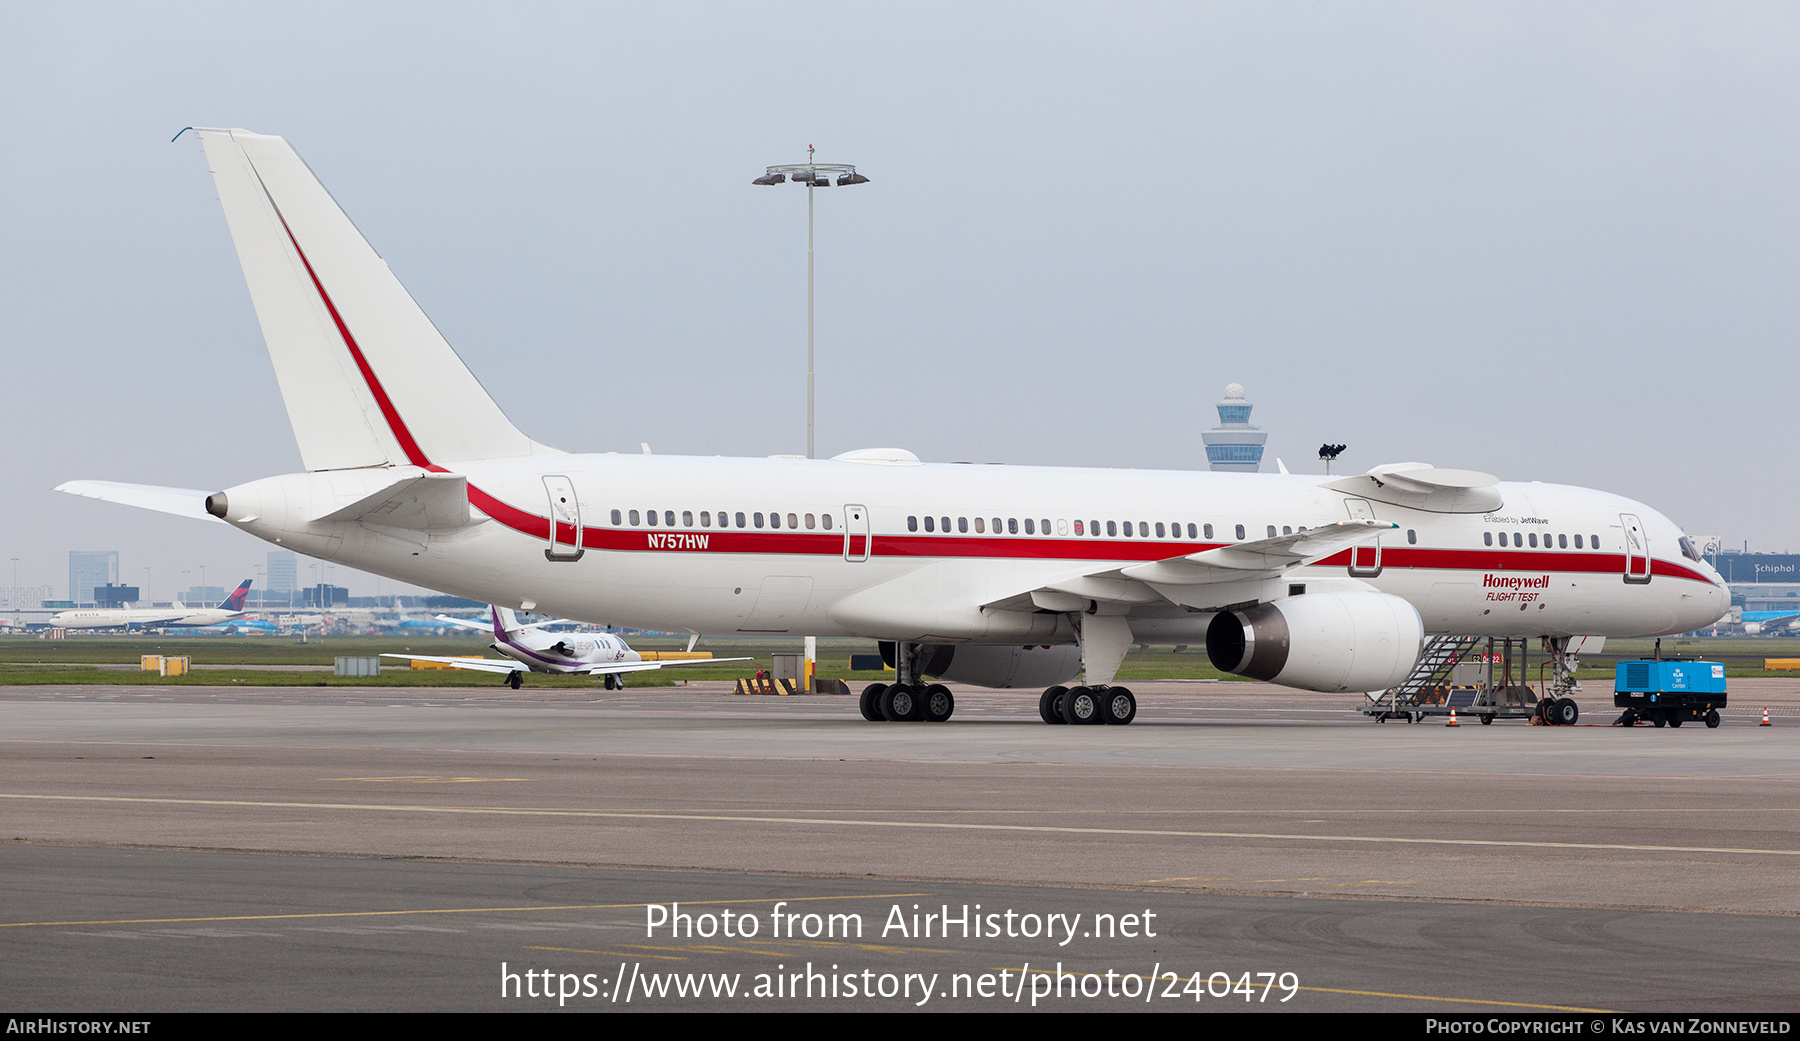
[4,792,1799,858]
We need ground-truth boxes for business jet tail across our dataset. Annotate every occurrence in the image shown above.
[190,128,560,472]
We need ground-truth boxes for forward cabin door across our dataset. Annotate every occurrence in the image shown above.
[543,475,584,561]
[1621,513,1650,584]
[844,505,870,562]
[1344,498,1383,577]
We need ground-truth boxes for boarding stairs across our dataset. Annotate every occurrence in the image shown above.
[1363,635,1483,720]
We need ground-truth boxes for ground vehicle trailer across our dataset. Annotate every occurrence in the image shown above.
[1614,659,1726,729]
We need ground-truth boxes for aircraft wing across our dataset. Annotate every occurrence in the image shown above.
[54,481,225,524]
[981,520,1395,612]
[379,653,524,674]
[573,656,752,676]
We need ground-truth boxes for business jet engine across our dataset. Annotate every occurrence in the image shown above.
[1206,592,1424,693]
[880,642,1084,689]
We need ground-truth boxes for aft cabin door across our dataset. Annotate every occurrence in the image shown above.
[844,505,870,562]
[1621,513,1650,584]
[1344,498,1382,576]
[543,475,584,562]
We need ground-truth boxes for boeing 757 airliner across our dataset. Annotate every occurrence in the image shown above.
[57,130,1727,725]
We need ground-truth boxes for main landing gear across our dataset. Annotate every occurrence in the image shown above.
[858,682,955,723]
[506,671,522,690]
[1038,684,1137,725]
[857,641,956,722]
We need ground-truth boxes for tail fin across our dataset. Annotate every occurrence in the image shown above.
[219,580,253,612]
[491,605,524,639]
[192,129,558,471]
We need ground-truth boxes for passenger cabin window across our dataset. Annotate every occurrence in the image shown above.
[701,511,712,527]
[1529,533,1537,548]
[1188,523,1198,539]
[805,514,815,529]
[1106,521,1117,537]
[683,511,693,527]
[1574,534,1583,548]
[735,512,746,528]
[1407,529,1417,544]
[754,513,765,528]
[1042,519,1051,533]
[1203,524,1213,539]
[1155,522,1165,538]
[1025,519,1035,535]
[646,510,658,526]
[1008,518,1019,534]
[1513,533,1522,547]
[822,514,833,529]
[923,516,934,532]
[908,516,918,532]
[629,510,641,525]
[792,514,801,529]
[1484,531,1493,546]
[975,518,986,534]
[1074,520,1084,535]
[1559,534,1567,549]
[611,509,622,525]
[770,513,781,529]
[940,516,949,533]
[1235,524,1245,540]
[958,517,968,533]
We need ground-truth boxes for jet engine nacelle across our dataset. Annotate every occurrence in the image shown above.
[880,642,1083,689]
[1206,592,1424,693]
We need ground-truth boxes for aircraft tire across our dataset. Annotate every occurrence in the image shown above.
[508,672,522,690]
[1101,686,1136,725]
[1705,709,1721,729]
[860,683,888,722]
[881,684,923,722]
[922,684,955,723]
[1062,685,1101,725]
[1552,699,1579,726]
[1039,687,1068,725]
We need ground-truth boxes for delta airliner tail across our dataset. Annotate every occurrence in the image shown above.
[194,128,558,471]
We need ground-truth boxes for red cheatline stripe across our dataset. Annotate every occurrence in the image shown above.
[266,204,433,471]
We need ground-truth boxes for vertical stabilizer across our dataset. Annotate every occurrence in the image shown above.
[194,129,554,471]
[491,605,525,639]
[218,580,253,612]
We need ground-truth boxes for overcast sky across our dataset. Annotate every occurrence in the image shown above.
[4,2,1797,601]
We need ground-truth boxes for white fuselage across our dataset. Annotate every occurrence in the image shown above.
[492,626,642,675]
[214,452,1728,647]
[49,606,243,630]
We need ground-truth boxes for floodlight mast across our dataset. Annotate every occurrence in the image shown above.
[753,145,868,459]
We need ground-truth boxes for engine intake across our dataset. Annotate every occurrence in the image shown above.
[1207,592,1423,693]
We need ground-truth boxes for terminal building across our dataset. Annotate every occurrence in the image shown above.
[1201,383,1268,473]
[1714,552,1800,613]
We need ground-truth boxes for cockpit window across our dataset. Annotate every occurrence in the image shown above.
[1679,535,1702,562]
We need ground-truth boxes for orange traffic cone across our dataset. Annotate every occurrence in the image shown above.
[1446,707,1459,727]
[1761,707,1772,727]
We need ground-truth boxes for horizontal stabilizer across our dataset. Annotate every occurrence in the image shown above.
[314,473,470,531]
[54,481,224,524]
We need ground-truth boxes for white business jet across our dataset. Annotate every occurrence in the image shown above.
[382,606,747,689]
[57,130,1728,727]
[50,580,254,631]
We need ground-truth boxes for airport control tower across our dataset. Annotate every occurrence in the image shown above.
[1202,383,1267,473]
